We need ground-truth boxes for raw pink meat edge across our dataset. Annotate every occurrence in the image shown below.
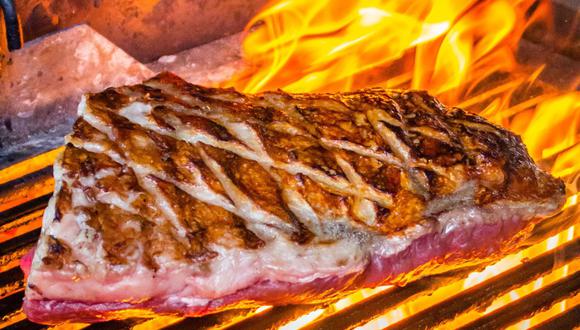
[22,215,530,324]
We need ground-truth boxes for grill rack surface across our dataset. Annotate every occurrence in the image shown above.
[0,159,578,330]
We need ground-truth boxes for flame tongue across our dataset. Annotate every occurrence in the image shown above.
[228,0,579,172]
[233,0,528,94]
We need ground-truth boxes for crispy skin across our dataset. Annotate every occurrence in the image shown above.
[24,73,565,324]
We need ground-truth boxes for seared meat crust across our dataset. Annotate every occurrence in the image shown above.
[24,73,565,323]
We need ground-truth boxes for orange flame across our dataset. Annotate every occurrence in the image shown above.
[231,0,533,95]
[519,93,580,163]
[230,0,579,173]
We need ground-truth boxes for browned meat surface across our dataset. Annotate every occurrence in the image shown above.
[24,72,565,324]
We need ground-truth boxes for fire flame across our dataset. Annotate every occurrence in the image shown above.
[233,0,531,94]
[229,0,579,170]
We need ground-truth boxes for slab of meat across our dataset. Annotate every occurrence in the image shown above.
[23,72,565,324]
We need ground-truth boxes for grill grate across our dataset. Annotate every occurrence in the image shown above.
[0,158,578,330]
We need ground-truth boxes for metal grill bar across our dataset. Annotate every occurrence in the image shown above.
[4,319,45,330]
[0,229,41,259]
[164,309,260,329]
[385,238,579,330]
[459,272,580,329]
[224,305,329,330]
[0,171,53,214]
[0,194,50,227]
[0,290,24,318]
[531,303,580,330]
[83,319,148,330]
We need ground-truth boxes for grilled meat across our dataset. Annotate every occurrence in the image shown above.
[23,72,565,324]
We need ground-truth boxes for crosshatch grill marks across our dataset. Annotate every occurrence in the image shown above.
[59,143,270,272]
[363,104,431,200]
[70,112,282,246]
[75,108,289,246]
[91,82,400,212]
[334,155,378,226]
[195,145,308,241]
[62,71,563,266]
[140,175,218,263]
[57,146,199,270]
[252,124,318,163]
[146,175,266,250]
[291,173,350,224]
[78,104,233,205]
[201,145,313,243]
[80,74,479,237]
